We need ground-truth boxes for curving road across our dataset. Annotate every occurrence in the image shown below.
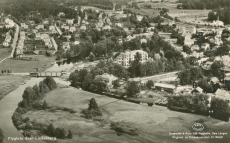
[0,78,45,143]
[0,77,70,143]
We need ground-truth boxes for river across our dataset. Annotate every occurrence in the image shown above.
[0,77,70,143]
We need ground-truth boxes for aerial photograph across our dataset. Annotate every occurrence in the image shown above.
[0,0,230,143]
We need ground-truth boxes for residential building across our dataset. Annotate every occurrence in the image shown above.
[191,51,203,58]
[3,41,9,47]
[21,23,28,29]
[184,34,195,46]
[66,19,74,25]
[114,50,148,67]
[49,26,55,31]
[212,15,224,27]
[58,12,65,17]
[191,45,200,51]
[201,43,210,50]
[36,25,44,29]
[62,42,70,50]
[102,25,111,31]
[69,26,76,33]
[140,38,147,44]
[80,25,86,31]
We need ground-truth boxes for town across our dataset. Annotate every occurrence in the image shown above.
[0,0,230,143]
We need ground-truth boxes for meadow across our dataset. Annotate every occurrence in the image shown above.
[23,86,230,143]
[0,75,29,100]
[0,55,56,73]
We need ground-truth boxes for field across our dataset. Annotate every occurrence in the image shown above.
[0,75,29,100]
[0,48,11,61]
[0,55,56,73]
[24,86,230,143]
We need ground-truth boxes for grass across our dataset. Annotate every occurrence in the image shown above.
[23,86,230,143]
[0,55,56,73]
[0,75,29,100]
[0,48,11,61]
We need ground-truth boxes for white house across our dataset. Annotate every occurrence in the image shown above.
[3,41,9,47]
[49,26,56,31]
[191,45,200,51]
[69,26,76,33]
[140,38,147,44]
[102,25,111,31]
[66,19,74,25]
[21,23,28,29]
[212,16,224,27]
[201,43,210,50]
[80,25,87,31]
[191,51,203,58]
[58,12,65,17]
[114,50,148,67]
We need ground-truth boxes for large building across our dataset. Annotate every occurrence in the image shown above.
[114,50,148,67]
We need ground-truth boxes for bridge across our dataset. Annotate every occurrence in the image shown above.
[30,72,63,77]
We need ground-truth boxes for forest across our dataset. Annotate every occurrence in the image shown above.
[178,0,230,9]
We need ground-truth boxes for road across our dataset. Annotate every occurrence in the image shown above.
[51,37,57,55]
[0,77,70,143]
[130,71,178,83]
[10,23,20,58]
[0,21,20,64]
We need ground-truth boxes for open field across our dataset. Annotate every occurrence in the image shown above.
[0,48,11,61]
[0,75,29,100]
[24,86,230,143]
[0,55,56,73]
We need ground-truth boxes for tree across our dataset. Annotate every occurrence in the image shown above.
[113,79,120,88]
[43,77,57,90]
[177,35,184,45]
[88,98,99,110]
[210,61,224,79]
[126,81,140,97]
[0,128,4,143]
[211,97,229,113]
[22,87,36,104]
[89,52,95,62]
[215,45,229,56]
[46,124,55,137]
[183,45,192,54]
[146,80,154,89]
[39,81,50,93]
[33,84,41,100]
[43,100,48,110]
[82,73,93,90]
[81,98,102,119]
[67,130,73,138]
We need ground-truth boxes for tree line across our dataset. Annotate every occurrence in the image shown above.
[178,0,230,10]
[168,94,229,121]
